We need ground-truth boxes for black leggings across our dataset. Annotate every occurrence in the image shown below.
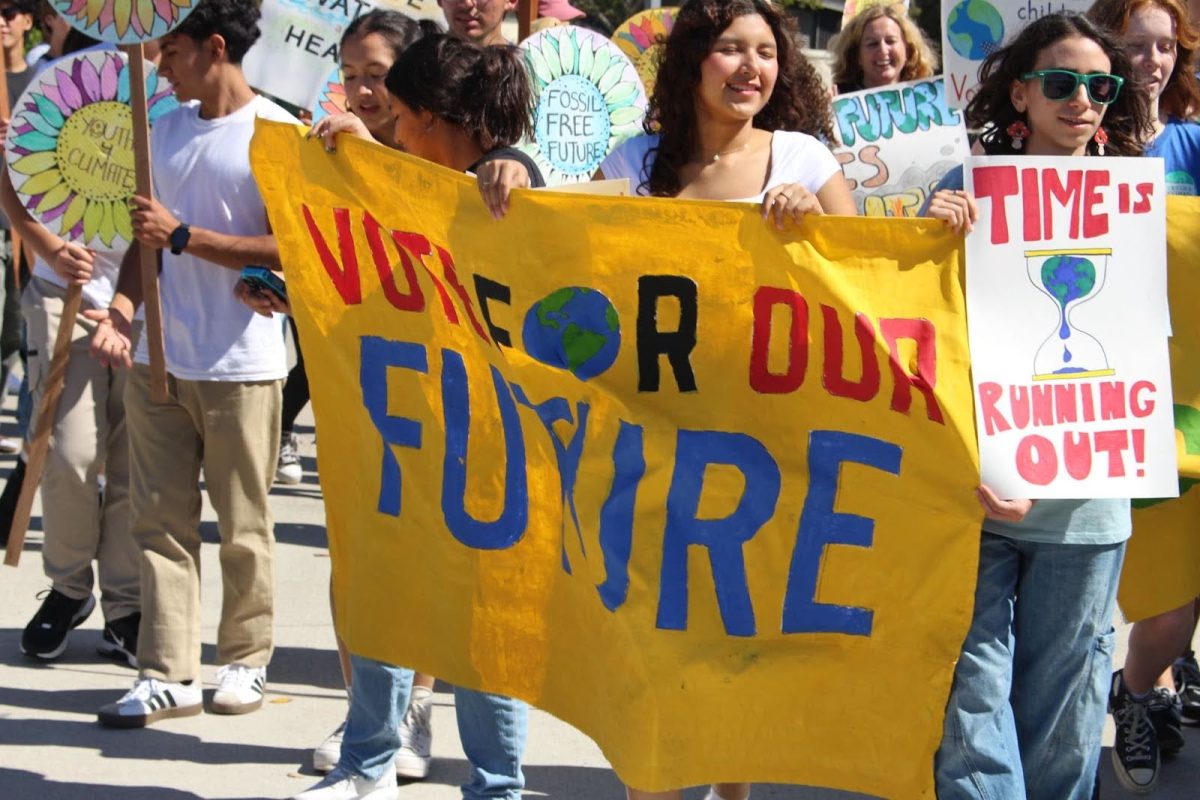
[281,316,310,434]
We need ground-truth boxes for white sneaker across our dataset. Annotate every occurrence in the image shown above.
[292,767,398,799]
[97,677,202,728]
[276,432,303,484]
[211,663,266,715]
[705,789,750,800]
[313,717,347,773]
[394,685,432,779]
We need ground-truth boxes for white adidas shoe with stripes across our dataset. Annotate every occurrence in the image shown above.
[211,663,267,715]
[98,677,202,728]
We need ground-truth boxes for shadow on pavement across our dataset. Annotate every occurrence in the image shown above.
[0,770,220,800]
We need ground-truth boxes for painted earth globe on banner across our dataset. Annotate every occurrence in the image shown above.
[946,0,1004,61]
[522,287,621,381]
[49,0,199,44]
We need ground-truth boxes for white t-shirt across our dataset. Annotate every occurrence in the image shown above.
[32,249,123,309]
[601,130,841,201]
[134,95,298,381]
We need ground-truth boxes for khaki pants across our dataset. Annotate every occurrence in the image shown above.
[22,276,137,621]
[125,364,282,681]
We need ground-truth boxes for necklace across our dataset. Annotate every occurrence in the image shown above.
[706,141,752,164]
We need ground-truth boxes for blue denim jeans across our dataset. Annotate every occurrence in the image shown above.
[935,532,1124,800]
[341,654,528,799]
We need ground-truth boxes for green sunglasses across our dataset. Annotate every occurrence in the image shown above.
[1020,69,1125,105]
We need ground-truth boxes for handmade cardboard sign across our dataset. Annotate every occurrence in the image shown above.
[833,77,969,216]
[941,0,1092,108]
[5,51,178,249]
[964,155,1176,498]
[243,0,443,109]
[519,26,647,186]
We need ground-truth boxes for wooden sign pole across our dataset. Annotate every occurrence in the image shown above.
[4,284,83,565]
[122,43,168,403]
[518,0,536,40]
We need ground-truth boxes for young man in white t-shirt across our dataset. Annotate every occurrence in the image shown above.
[88,0,298,727]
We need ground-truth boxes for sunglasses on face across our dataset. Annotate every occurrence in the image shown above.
[0,7,18,20]
[1020,69,1124,105]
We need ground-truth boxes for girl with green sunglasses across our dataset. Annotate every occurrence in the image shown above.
[918,12,1154,800]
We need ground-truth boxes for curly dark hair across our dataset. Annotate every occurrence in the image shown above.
[385,33,533,152]
[172,0,262,64]
[644,0,834,197]
[970,12,1152,156]
[1088,0,1200,120]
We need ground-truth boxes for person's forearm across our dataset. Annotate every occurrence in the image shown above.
[182,228,280,270]
[110,244,147,318]
[1,169,63,263]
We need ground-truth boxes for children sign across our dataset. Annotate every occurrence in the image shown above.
[833,77,969,217]
[252,118,983,797]
[519,26,647,186]
[940,0,1091,108]
[243,0,443,109]
[964,156,1177,498]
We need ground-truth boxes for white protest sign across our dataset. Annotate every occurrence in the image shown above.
[243,0,444,110]
[833,77,969,216]
[519,26,647,186]
[964,155,1176,498]
[941,0,1091,109]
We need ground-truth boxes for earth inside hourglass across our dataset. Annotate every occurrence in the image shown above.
[1025,248,1115,381]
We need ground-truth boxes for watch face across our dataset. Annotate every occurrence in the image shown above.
[171,225,189,252]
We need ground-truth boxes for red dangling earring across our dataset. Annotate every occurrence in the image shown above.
[1093,127,1109,156]
[1007,120,1031,150]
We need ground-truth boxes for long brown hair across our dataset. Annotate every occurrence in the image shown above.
[969,12,1152,156]
[1088,0,1200,119]
[644,0,834,197]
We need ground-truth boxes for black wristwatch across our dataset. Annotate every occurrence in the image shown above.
[169,223,191,255]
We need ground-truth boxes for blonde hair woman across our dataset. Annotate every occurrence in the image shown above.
[831,3,938,93]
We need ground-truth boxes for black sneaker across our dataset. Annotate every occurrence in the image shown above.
[20,589,96,660]
[1110,670,1160,794]
[1174,649,1200,722]
[1148,686,1185,756]
[97,612,140,668]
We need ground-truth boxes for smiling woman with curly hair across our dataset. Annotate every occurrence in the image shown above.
[598,0,853,226]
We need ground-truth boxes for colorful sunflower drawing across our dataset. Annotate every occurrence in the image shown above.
[519,27,647,187]
[50,0,198,44]
[311,65,347,125]
[5,51,178,249]
[612,8,675,94]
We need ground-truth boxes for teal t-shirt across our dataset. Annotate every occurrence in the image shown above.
[984,498,1131,545]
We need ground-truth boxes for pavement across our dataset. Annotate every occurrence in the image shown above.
[1,401,1199,800]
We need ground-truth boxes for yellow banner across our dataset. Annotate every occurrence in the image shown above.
[1121,196,1200,622]
[251,119,983,797]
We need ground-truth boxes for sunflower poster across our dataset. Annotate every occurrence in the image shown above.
[252,119,983,797]
[519,26,647,186]
[612,7,675,94]
[48,0,198,43]
[5,51,178,249]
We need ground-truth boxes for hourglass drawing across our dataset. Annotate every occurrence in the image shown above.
[1025,248,1115,381]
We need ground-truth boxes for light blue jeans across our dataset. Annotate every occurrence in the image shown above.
[935,531,1124,800]
[341,654,527,799]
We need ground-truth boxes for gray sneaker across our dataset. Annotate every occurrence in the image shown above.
[313,717,347,773]
[276,431,302,485]
[394,686,432,779]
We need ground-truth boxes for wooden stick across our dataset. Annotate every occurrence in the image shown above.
[4,284,83,566]
[122,44,168,403]
[518,0,536,41]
